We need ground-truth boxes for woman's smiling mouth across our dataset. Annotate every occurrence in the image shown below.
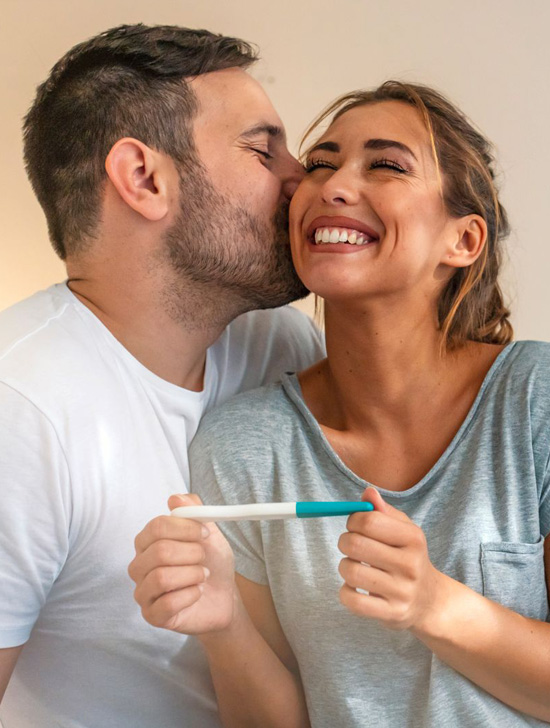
[306,216,380,252]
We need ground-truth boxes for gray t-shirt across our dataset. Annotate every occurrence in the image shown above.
[190,341,550,727]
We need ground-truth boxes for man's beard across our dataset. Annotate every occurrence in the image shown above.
[162,162,309,315]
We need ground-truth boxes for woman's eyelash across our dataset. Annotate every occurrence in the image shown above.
[304,158,335,173]
[304,157,409,174]
[370,158,408,173]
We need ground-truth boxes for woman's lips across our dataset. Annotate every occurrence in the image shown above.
[305,216,380,250]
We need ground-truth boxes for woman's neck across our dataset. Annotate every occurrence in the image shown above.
[305,298,483,432]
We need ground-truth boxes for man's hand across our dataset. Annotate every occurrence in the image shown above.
[129,494,236,635]
[338,487,443,631]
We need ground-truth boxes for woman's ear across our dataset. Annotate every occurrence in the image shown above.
[105,138,170,222]
[443,215,487,269]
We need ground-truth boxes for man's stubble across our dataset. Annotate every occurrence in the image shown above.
[161,161,309,328]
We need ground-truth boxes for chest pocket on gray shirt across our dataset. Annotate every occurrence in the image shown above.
[480,536,548,621]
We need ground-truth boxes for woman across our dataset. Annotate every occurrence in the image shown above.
[130,82,550,727]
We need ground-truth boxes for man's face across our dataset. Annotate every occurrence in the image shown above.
[163,68,309,310]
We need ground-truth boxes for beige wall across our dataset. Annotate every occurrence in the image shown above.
[3,0,550,336]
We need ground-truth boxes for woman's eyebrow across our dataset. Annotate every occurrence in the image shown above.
[365,138,417,160]
[308,138,417,161]
[309,141,339,154]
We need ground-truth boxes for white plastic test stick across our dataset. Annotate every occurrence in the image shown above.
[170,501,374,523]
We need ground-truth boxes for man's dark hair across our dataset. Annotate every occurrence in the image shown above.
[23,24,258,259]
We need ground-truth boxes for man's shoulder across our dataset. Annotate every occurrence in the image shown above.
[0,285,105,404]
[0,286,68,356]
[223,305,323,352]
[209,305,324,399]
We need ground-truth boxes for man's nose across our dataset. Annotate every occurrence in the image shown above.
[281,156,306,201]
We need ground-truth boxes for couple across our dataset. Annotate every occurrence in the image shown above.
[0,21,548,728]
[131,78,550,725]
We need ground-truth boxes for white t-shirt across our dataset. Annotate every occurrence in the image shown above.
[0,283,325,728]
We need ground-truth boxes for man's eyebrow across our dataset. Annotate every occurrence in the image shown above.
[240,123,285,141]
[308,138,417,160]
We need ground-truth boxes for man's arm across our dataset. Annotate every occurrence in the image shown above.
[0,646,23,701]
[0,385,71,696]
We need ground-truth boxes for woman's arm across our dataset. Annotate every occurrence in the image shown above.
[338,488,550,721]
[199,575,310,728]
[129,494,309,728]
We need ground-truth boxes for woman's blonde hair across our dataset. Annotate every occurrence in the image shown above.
[301,81,513,349]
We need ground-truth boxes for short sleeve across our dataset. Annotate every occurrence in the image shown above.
[0,384,71,647]
[189,433,268,586]
[541,461,550,537]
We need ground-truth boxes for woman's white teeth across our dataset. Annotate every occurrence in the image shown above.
[313,227,370,245]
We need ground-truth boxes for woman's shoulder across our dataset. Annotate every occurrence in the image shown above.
[502,340,550,381]
[192,378,299,454]
[489,340,550,416]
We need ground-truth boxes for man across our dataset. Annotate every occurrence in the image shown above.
[0,24,323,727]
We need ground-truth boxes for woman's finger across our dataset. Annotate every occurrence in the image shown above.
[361,487,410,522]
[140,585,204,629]
[338,532,403,571]
[134,514,209,555]
[346,509,417,548]
[129,538,206,584]
[338,558,400,599]
[134,564,209,609]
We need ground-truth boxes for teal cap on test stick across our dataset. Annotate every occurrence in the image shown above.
[295,501,374,519]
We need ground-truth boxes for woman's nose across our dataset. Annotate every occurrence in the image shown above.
[321,168,361,206]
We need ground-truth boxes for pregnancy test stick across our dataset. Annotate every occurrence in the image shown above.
[170,501,374,523]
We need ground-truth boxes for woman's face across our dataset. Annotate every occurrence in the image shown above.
[290,100,463,306]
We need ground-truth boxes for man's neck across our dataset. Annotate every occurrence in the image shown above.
[66,273,247,391]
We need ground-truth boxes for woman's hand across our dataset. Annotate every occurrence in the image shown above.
[128,494,237,635]
[338,487,443,632]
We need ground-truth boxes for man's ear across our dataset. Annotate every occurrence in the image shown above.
[443,215,487,269]
[105,138,171,221]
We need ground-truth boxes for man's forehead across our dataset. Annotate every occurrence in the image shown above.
[190,68,286,139]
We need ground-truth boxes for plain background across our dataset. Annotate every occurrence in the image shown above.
[2,0,550,336]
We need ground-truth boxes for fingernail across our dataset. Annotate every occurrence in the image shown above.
[201,526,210,539]
[203,567,210,579]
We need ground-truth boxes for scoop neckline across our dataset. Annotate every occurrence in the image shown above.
[281,342,517,502]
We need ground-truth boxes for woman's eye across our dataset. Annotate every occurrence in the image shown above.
[370,158,408,173]
[304,158,336,173]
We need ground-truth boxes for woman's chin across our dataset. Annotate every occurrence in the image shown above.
[293,269,369,302]
[299,282,368,305]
